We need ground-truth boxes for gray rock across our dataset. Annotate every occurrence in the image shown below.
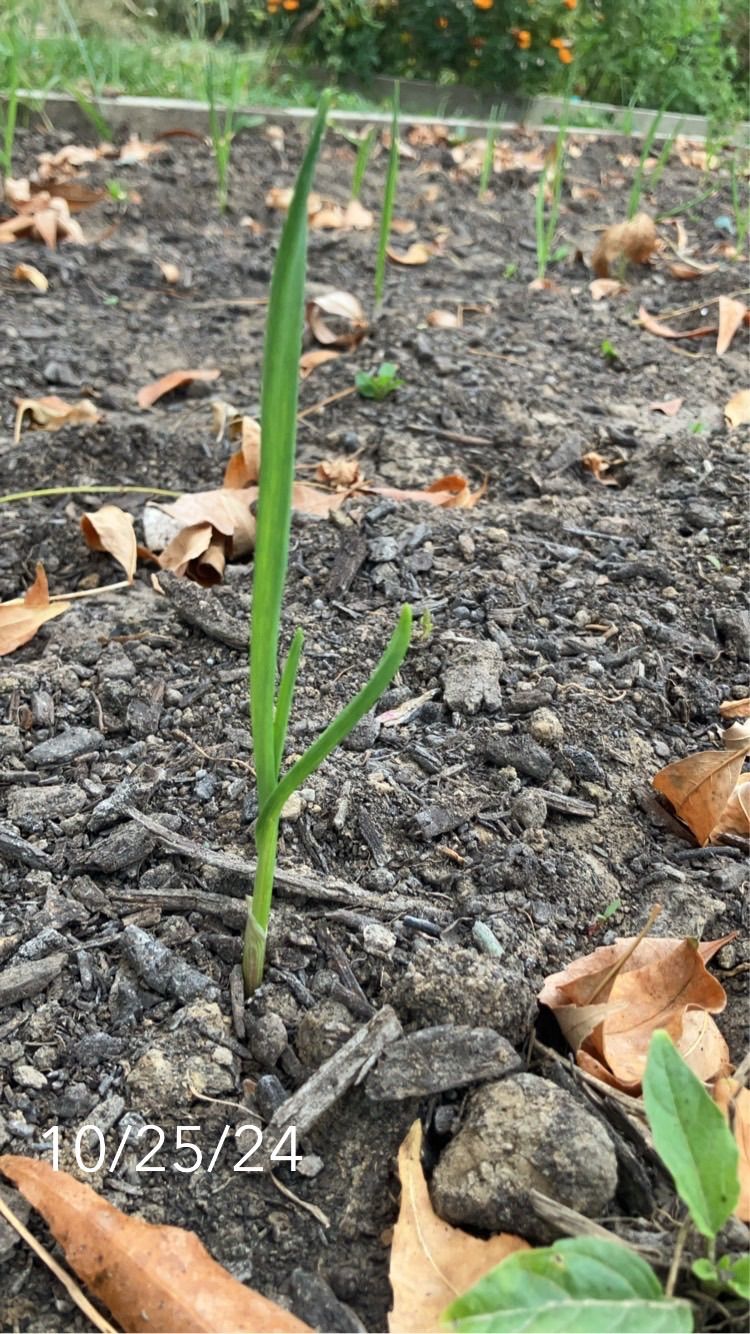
[389,944,536,1045]
[14,1064,47,1090]
[432,1073,618,1241]
[486,733,553,781]
[120,925,218,1004]
[87,1093,126,1135]
[255,1073,289,1120]
[367,1026,521,1099]
[73,1031,125,1067]
[27,727,104,766]
[18,929,70,960]
[510,790,548,830]
[442,639,503,715]
[290,1270,366,1334]
[342,711,381,752]
[248,1013,288,1068]
[528,707,564,746]
[0,725,23,758]
[715,607,750,661]
[562,744,607,785]
[296,999,358,1067]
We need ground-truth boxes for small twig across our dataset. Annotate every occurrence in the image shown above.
[297,386,357,420]
[3,579,131,608]
[406,422,496,447]
[0,484,180,506]
[0,1191,115,1333]
[665,1216,691,1298]
[269,1170,330,1228]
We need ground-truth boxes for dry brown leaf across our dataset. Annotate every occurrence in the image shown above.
[589,278,627,301]
[391,218,417,236]
[137,369,220,409]
[309,202,347,230]
[652,744,750,845]
[716,296,747,356]
[386,242,433,266]
[638,305,717,342]
[40,180,106,211]
[0,1155,310,1333]
[306,290,368,349]
[291,482,350,516]
[426,308,461,328]
[648,397,684,416]
[81,505,137,581]
[708,772,750,842]
[157,489,256,556]
[528,276,562,293]
[388,1121,527,1333]
[720,696,750,718]
[0,565,70,657]
[342,198,374,229]
[722,720,750,750]
[36,144,112,179]
[581,451,619,486]
[376,474,487,509]
[299,348,341,378]
[315,456,363,488]
[591,213,657,278]
[724,389,750,428]
[667,261,718,281]
[14,395,100,444]
[12,262,48,291]
[223,418,261,488]
[157,260,181,284]
[0,194,85,248]
[158,522,216,578]
[265,186,322,217]
[713,1079,750,1222]
[118,136,166,164]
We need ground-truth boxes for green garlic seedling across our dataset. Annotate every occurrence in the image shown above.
[351,125,376,202]
[534,109,568,282]
[478,104,502,199]
[374,87,400,313]
[244,91,412,993]
[355,362,404,401]
[206,56,262,213]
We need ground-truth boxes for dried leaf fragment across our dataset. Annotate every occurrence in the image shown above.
[591,212,657,278]
[223,417,261,488]
[376,474,487,509]
[638,305,717,342]
[12,262,48,291]
[388,1121,527,1333]
[724,389,750,429]
[299,348,341,378]
[156,260,181,284]
[315,456,363,488]
[0,1156,310,1333]
[137,369,220,409]
[0,564,70,657]
[0,194,85,248]
[652,743,750,845]
[720,696,750,719]
[713,1079,750,1221]
[581,451,619,485]
[81,505,137,581]
[589,278,627,301]
[14,395,100,444]
[716,296,747,356]
[648,397,684,416]
[386,242,433,266]
[306,290,368,349]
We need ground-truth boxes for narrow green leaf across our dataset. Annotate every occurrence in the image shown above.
[273,626,303,776]
[250,91,332,810]
[643,1030,739,1239]
[443,1239,691,1334]
[260,605,412,826]
[374,87,399,310]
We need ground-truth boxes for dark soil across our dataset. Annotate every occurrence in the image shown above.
[0,118,748,1333]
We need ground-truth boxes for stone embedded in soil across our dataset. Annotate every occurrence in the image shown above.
[295,1000,359,1068]
[26,727,104,766]
[289,1270,366,1334]
[255,1074,289,1120]
[510,790,548,830]
[431,1073,618,1242]
[126,1002,238,1114]
[120,925,218,1003]
[248,1013,288,1069]
[528,707,564,747]
[13,1064,47,1090]
[442,639,503,715]
[366,1025,521,1100]
[715,607,750,661]
[74,822,160,874]
[486,733,554,782]
[388,944,536,1046]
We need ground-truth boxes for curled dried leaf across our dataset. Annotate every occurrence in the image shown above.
[299,348,341,378]
[716,295,747,357]
[724,389,750,429]
[223,418,261,488]
[306,290,368,349]
[137,369,220,409]
[652,743,750,845]
[0,564,70,657]
[589,278,627,301]
[12,262,48,291]
[591,212,657,278]
[720,696,750,719]
[386,242,433,266]
[81,505,137,581]
[14,395,100,444]
[638,305,717,342]
[581,450,620,486]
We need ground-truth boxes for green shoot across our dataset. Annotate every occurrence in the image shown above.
[478,104,502,198]
[106,179,128,203]
[374,87,400,313]
[0,39,19,176]
[535,111,568,282]
[627,101,676,217]
[351,125,376,201]
[206,56,262,213]
[244,92,412,993]
[731,157,750,256]
[355,362,403,400]
[69,87,112,141]
[601,338,619,364]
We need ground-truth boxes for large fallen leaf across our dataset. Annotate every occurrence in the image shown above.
[0,1156,309,1333]
[386,242,433,266]
[12,262,48,291]
[0,194,85,248]
[713,1078,750,1221]
[724,388,750,429]
[652,743,750,845]
[716,296,747,356]
[81,505,137,582]
[708,772,750,841]
[14,395,100,443]
[0,564,70,657]
[720,696,750,718]
[306,290,368,348]
[539,932,733,1091]
[389,1122,527,1333]
[638,305,717,342]
[137,369,220,409]
[591,213,657,278]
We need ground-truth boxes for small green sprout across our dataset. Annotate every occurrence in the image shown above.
[478,104,502,199]
[597,897,621,923]
[600,338,620,364]
[503,261,518,280]
[691,420,704,433]
[355,362,404,401]
[106,180,128,203]
[244,92,412,993]
[351,125,376,201]
[206,56,263,213]
[419,608,433,639]
[374,87,400,312]
[534,108,569,282]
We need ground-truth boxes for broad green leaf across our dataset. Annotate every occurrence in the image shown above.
[446,1298,693,1333]
[643,1030,739,1238]
[443,1238,692,1333]
[718,1252,750,1301]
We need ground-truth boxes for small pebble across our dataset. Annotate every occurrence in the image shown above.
[528,707,564,746]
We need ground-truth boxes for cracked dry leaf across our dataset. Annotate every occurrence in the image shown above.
[713,1079,750,1222]
[589,278,627,301]
[386,242,433,266]
[223,417,261,487]
[388,1122,527,1333]
[306,290,368,349]
[652,743,750,845]
[81,505,137,582]
[591,212,657,278]
[14,395,100,443]
[0,564,70,657]
[0,1156,310,1333]
[12,262,48,291]
[137,368,220,409]
[720,696,750,718]
[724,389,750,429]
[716,295,747,356]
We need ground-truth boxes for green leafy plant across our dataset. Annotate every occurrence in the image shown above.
[244,91,412,993]
[374,88,399,313]
[478,104,502,199]
[355,362,403,401]
[534,113,568,283]
[600,338,620,364]
[206,56,262,212]
[351,125,376,202]
[106,180,128,203]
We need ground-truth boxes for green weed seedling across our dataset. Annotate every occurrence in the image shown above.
[106,180,128,203]
[206,57,262,212]
[351,125,376,201]
[374,87,400,313]
[601,338,620,365]
[244,91,412,993]
[445,1032,744,1333]
[355,362,403,400]
[478,104,502,199]
[730,158,750,257]
[534,111,569,283]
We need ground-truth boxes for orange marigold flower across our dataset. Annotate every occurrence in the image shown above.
[558,45,573,61]
[563,0,577,7]
[436,14,449,28]
[515,28,532,48]
[473,0,494,10]
[282,0,299,8]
